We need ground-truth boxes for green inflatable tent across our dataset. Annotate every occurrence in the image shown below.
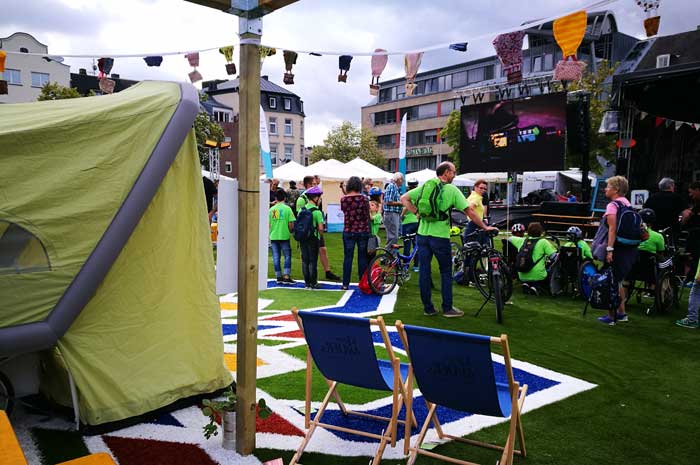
[0,81,231,425]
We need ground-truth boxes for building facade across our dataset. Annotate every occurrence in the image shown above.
[361,11,636,173]
[203,76,306,167]
[1,32,70,104]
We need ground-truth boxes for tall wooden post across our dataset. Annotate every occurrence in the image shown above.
[236,29,261,455]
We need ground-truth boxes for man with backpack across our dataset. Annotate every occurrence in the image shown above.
[293,186,325,289]
[401,162,496,318]
[516,222,557,295]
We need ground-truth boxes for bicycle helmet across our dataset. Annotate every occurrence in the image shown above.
[368,187,383,196]
[639,208,656,225]
[511,223,526,234]
[450,226,462,237]
[566,226,583,242]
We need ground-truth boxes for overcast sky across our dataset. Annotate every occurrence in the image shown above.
[2,0,698,145]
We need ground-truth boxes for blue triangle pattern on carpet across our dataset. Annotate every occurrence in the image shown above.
[222,324,279,336]
[146,412,184,428]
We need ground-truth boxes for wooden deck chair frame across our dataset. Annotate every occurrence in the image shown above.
[396,321,528,465]
[290,308,415,465]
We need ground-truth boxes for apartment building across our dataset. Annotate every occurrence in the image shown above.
[361,11,636,173]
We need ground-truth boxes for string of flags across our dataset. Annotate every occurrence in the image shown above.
[640,111,700,131]
[3,0,664,98]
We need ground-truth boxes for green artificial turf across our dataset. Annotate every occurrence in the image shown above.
[259,232,700,465]
[259,287,343,311]
[257,338,294,347]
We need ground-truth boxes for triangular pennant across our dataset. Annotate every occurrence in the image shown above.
[553,10,587,58]
[695,123,700,131]
[640,111,648,120]
[665,119,673,128]
[144,56,163,67]
[449,42,468,52]
[654,117,664,128]
[675,121,683,130]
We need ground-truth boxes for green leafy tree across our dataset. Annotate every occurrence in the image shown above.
[37,82,83,100]
[195,93,225,169]
[441,109,462,172]
[310,121,385,167]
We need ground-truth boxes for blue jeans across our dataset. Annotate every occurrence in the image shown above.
[417,234,453,313]
[342,232,369,287]
[402,222,419,258]
[688,282,700,322]
[270,240,292,277]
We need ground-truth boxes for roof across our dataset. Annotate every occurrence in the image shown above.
[523,11,618,40]
[204,77,298,96]
[635,29,700,71]
[200,96,232,114]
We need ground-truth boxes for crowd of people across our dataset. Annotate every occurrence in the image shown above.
[261,168,699,325]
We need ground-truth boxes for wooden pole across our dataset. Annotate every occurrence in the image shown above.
[236,29,261,455]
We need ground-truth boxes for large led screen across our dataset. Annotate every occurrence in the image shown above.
[459,92,566,172]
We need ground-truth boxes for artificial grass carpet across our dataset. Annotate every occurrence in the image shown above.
[258,287,343,310]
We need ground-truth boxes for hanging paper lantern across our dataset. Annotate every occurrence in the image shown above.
[369,49,388,96]
[99,78,115,94]
[449,43,468,52]
[635,0,662,37]
[144,56,163,67]
[189,70,203,83]
[283,50,298,85]
[338,55,353,83]
[0,50,6,72]
[492,31,525,85]
[553,11,588,85]
[185,52,199,67]
[404,52,423,96]
[219,46,236,75]
[97,57,114,78]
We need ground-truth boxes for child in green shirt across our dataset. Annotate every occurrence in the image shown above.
[563,226,593,260]
[368,200,382,256]
[269,189,296,283]
[299,186,325,289]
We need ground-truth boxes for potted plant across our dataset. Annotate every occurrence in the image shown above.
[201,386,272,449]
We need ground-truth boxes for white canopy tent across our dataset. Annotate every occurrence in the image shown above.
[345,157,392,180]
[267,160,309,182]
[305,159,349,180]
[408,168,437,185]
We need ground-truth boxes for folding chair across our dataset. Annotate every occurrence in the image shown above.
[396,322,528,465]
[290,308,414,465]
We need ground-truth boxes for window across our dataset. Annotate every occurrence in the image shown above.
[400,106,418,121]
[269,117,277,135]
[19,47,28,53]
[376,134,397,148]
[396,86,405,100]
[440,99,456,115]
[268,96,277,109]
[424,129,438,145]
[484,65,494,80]
[544,53,554,71]
[283,98,292,111]
[213,110,231,123]
[225,161,232,173]
[284,119,293,136]
[31,72,49,88]
[6,69,21,85]
[407,156,436,171]
[467,67,484,84]
[533,56,543,72]
[270,144,278,165]
[374,110,397,126]
[418,103,438,119]
[0,220,51,275]
[378,86,396,103]
[284,144,294,161]
[452,71,467,88]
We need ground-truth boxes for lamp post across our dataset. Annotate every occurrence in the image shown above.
[185,0,298,455]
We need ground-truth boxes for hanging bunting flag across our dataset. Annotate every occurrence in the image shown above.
[283,50,298,85]
[675,121,683,130]
[260,46,276,64]
[0,50,6,72]
[185,52,202,83]
[97,57,114,78]
[664,119,673,128]
[694,123,700,131]
[654,117,664,127]
[553,11,588,86]
[338,55,353,83]
[635,0,662,37]
[99,78,115,94]
[493,31,525,84]
[449,42,468,52]
[260,105,273,178]
[144,56,163,67]
[404,52,423,96]
[369,48,388,96]
[640,111,648,120]
[219,46,236,75]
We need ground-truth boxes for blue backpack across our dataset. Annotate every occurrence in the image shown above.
[583,267,620,313]
[293,206,317,242]
[614,200,642,246]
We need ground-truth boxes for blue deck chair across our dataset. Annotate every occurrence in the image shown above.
[290,308,414,465]
[396,322,528,465]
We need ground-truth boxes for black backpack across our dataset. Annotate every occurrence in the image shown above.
[583,267,620,313]
[514,238,543,273]
[293,205,317,242]
[614,200,643,246]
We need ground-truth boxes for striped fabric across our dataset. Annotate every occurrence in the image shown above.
[553,10,587,58]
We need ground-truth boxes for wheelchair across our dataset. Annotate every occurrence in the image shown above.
[500,238,520,280]
[547,244,598,298]
[623,250,676,315]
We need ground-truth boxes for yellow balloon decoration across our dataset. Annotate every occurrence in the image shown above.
[553,10,587,58]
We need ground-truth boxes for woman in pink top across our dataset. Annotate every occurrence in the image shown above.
[599,175,638,325]
[340,176,371,290]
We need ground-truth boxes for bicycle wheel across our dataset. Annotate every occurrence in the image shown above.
[578,261,597,300]
[654,270,675,314]
[471,255,491,299]
[492,271,504,324]
[0,371,14,414]
[497,262,514,302]
[368,253,399,295]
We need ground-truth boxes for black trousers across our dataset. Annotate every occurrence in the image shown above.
[300,237,320,285]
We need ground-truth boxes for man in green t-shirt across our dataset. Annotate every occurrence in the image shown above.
[402,162,497,318]
[269,189,296,284]
[638,209,665,256]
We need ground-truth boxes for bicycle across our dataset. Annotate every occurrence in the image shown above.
[459,229,512,324]
[367,233,418,295]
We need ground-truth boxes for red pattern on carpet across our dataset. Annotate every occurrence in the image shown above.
[103,435,218,465]
[262,313,297,322]
[256,406,304,437]
[267,329,303,339]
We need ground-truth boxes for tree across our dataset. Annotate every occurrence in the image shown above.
[195,93,224,169]
[441,109,461,172]
[310,121,385,167]
[37,82,83,100]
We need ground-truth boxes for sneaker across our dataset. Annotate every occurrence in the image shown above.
[325,271,341,281]
[443,307,465,318]
[412,267,419,272]
[310,283,323,290]
[341,285,349,291]
[597,315,615,325]
[423,307,438,316]
[282,275,295,284]
[675,318,699,329]
[616,313,629,322]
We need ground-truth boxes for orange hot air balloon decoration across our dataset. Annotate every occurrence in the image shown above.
[553,11,588,86]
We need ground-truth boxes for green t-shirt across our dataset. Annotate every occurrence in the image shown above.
[509,236,525,250]
[402,210,418,225]
[518,237,557,282]
[408,182,468,238]
[638,228,665,254]
[296,193,309,213]
[563,240,594,260]
[371,213,382,236]
[269,203,295,241]
[310,206,324,239]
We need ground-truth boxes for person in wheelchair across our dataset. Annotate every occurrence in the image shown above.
[508,223,526,249]
[562,226,593,260]
[517,222,557,295]
[550,226,595,297]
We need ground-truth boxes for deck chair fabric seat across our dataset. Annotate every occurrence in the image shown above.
[397,323,528,465]
[291,310,414,465]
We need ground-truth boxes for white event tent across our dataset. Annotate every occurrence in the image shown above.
[345,157,392,181]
